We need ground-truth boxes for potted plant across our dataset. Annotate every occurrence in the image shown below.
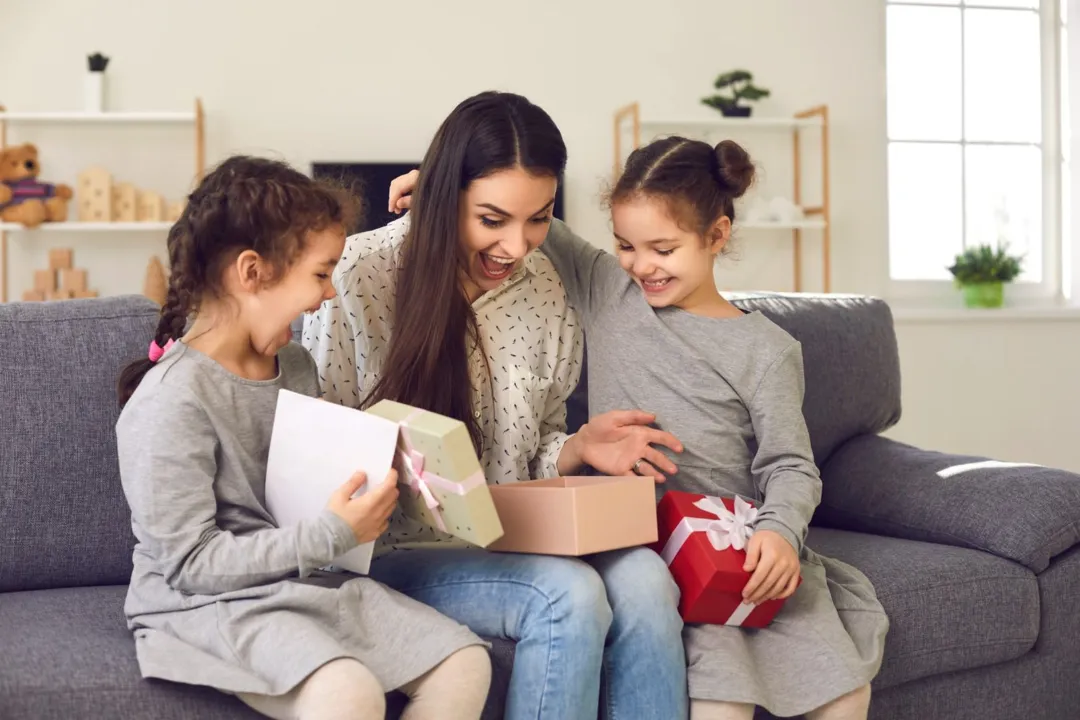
[946,244,1024,308]
[701,70,771,118]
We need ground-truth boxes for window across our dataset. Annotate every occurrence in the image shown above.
[886,0,1065,296]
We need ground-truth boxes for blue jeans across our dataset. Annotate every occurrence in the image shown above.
[369,546,688,720]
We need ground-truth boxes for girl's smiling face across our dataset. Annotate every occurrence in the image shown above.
[612,194,728,312]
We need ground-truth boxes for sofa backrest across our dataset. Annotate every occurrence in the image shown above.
[0,295,159,592]
[728,292,902,463]
[567,292,903,467]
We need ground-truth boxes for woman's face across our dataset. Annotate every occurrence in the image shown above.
[458,167,557,301]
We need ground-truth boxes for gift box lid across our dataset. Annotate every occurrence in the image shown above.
[657,490,757,595]
[364,400,482,481]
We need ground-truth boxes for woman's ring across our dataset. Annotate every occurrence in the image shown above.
[632,459,644,474]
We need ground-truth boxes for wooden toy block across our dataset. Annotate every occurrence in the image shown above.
[21,289,45,302]
[34,269,56,292]
[48,248,73,271]
[137,190,165,222]
[111,182,138,222]
[166,199,186,222]
[143,256,167,306]
[60,268,88,292]
[48,289,75,301]
[78,167,112,222]
[74,290,99,299]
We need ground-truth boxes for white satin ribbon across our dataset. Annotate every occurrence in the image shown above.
[660,495,758,564]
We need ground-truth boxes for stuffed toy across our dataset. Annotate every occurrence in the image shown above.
[0,143,73,227]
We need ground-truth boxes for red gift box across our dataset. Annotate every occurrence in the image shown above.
[653,490,797,627]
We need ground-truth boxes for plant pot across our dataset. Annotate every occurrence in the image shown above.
[720,105,752,118]
[961,282,1004,309]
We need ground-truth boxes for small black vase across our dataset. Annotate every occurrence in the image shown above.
[721,105,752,118]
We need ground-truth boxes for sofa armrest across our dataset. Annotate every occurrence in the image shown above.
[816,435,1080,572]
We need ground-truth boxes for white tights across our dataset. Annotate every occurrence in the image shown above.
[236,645,492,720]
[690,684,872,720]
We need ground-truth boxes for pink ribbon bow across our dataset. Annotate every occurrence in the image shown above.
[396,411,487,535]
[398,447,448,532]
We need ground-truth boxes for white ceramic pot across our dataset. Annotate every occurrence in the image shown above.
[84,71,105,113]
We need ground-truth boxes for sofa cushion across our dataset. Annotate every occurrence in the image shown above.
[0,296,159,591]
[727,293,902,465]
[818,435,1080,573]
[805,527,1039,690]
[0,585,261,719]
[0,584,513,720]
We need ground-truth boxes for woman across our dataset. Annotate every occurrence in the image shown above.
[303,91,687,720]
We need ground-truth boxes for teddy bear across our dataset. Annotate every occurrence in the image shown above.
[0,143,73,227]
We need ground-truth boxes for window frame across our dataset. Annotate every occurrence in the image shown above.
[884,0,1066,305]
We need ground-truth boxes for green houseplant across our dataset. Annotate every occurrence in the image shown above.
[701,70,771,118]
[946,244,1024,308]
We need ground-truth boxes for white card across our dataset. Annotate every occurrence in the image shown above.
[265,389,401,575]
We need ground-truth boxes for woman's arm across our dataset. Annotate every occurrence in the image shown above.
[747,342,823,554]
[117,387,358,595]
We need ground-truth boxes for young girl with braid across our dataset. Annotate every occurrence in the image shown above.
[114,155,491,720]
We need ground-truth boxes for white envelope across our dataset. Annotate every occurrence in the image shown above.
[265,389,401,575]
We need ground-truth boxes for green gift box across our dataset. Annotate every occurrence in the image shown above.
[365,400,504,547]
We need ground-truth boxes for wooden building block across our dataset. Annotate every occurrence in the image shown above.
[60,268,88,292]
[48,248,73,271]
[166,199,186,222]
[137,190,164,222]
[111,182,138,222]
[74,290,99,299]
[34,269,56,292]
[21,289,45,302]
[78,167,112,222]
[143,256,168,306]
[48,289,75,301]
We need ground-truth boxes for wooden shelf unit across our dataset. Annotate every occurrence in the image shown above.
[613,102,831,293]
[0,99,205,302]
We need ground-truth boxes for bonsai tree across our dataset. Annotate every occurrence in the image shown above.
[946,244,1024,308]
[701,70,771,117]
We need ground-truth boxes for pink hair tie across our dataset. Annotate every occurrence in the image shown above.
[148,338,175,362]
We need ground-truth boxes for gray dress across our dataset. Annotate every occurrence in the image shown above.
[540,221,888,717]
[115,341,483,697]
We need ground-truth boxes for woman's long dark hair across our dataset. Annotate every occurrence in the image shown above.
[362,91,567,453]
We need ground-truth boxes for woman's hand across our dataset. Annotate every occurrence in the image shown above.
[388,169,420,214]
[741,530,800,605]
[561,410,682,482]
[327,469,400,545]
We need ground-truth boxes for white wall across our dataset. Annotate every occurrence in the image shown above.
[4,0,1078,471]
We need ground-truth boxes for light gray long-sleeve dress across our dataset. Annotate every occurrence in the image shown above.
[539,221,888,717]
[115,341,483,697]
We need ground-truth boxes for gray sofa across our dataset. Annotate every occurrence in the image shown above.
[2,293,1079,720]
